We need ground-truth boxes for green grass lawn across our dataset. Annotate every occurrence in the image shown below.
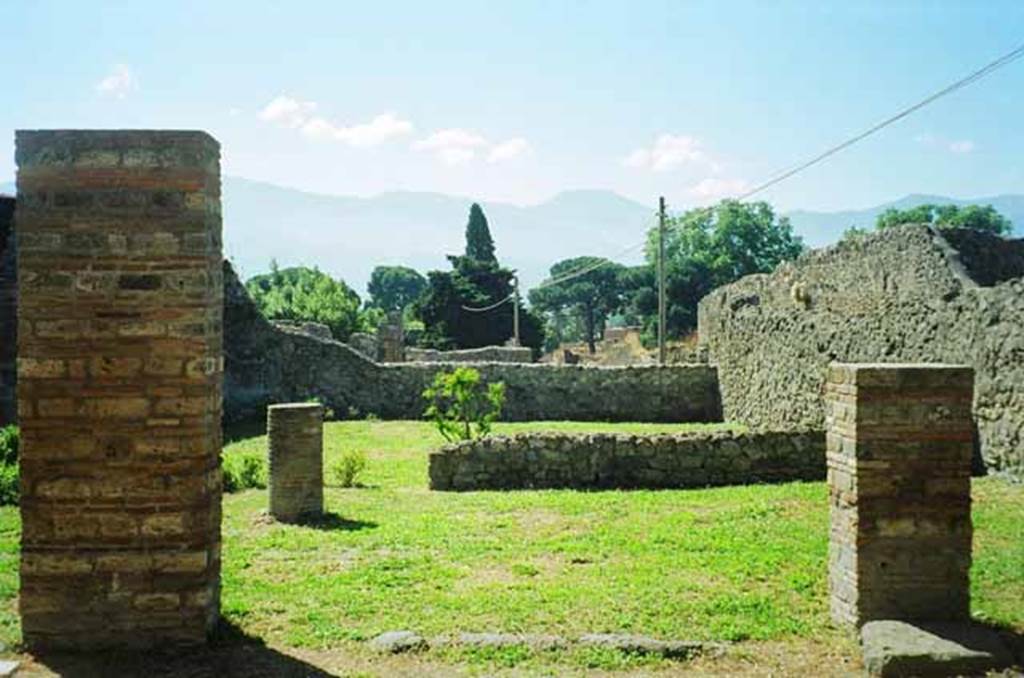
[0,419,1020,675]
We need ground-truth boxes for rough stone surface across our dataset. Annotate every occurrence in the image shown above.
[369,630,427,654]
[346,331,377,360]
[860,620,1014,677]
[0,196,15,426]
[406,345,534,363]
[15,130,223,649]
[267,403,324,522]
[699,225,1024,478]
[224,262,722,424]
[0,659,17,678]
[271,320,332,341]
[826,364,974,628]
[376,311,404,363]
[577,633,716,659]
[450,632,566,650]
[429,429,823,491]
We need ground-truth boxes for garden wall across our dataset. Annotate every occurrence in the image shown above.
[698,225,1024,477]
[224,263,722,423]
[405,345,533,363]
[428,429,824,491]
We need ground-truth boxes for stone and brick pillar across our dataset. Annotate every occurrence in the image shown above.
[825,363,974,628]
[267,403,324,522]
[376,310,404,363]
[15,130,223,648]
[0,196,15,426]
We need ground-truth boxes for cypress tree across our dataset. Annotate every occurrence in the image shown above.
[464,203,497,263]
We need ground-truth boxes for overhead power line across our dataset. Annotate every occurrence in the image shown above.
[735,41,1024,201]
[465,40,1024,312]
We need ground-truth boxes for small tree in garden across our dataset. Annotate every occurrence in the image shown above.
[423,367,506,442]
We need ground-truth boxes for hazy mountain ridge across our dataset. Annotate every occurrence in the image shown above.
[1,178,1020,295]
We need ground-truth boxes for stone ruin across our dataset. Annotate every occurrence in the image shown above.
[14,130,224,648]
[700,225,1024,479]
[267,403,324,522]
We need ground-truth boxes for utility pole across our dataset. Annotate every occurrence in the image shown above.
[657,196,667,365]
[512,274,520,347]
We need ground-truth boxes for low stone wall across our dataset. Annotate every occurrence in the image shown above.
[429,429,824,491]
[406,345,534,364]
[225,262,723,423]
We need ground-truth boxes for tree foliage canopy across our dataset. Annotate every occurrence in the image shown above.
[529,257,629,353]
[876,203,1012,235]
[465,203,497,263]
[634,200,804,336]
[415,205,543,350]
[246,263,365,340]
[367,265,427,311]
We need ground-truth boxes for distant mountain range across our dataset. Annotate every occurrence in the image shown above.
[2,178,1020,295]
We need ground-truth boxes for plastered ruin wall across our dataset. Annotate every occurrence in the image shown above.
[699,226,1024,477]
[429,429,824,491]
[225,263,721,424]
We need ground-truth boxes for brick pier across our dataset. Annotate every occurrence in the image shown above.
[825,363,974,628]
[15,130,223,648]
[267,403,324,522]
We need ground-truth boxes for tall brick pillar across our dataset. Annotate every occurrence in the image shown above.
[15,130,223,648]
[825,363,974,628]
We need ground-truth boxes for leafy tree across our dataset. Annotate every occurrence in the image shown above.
[633,200,803,336]
[367,265,426,312]
[529,257,629,353]
[465,203,497,263]
[423,367,505,442]
[415,205,544,350]
[876,203,1012,235]
[246,264,365,341]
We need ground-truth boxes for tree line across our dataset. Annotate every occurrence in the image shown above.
[245,200,1014,354]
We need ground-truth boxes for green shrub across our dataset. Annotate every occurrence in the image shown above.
[0,426,18,506]
[0,425,18,466]
[222,451,268,492]
[329,449,368,488]
[422,367,505,442]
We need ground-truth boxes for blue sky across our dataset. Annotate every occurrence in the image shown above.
[1,1,1022,211]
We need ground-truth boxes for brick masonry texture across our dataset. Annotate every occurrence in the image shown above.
[428,429,824,491]
[825,363,973,628]
[698,226,1024,479]
[267,403,324,522]
[224,262,722,424]
[0,196,15,425]
[15,130,223,649]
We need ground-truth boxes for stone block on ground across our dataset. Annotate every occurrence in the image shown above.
[369,630,427,654]
[860,620,1014,677]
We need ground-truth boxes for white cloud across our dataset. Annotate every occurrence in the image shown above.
[260,95,317,129]
[948,140,975,154]
[413,128,488,165]
[915,133,976,155]
[624,134,708,172]
[688,177,752,200]
[95,64,137,99]
[487,138,532,163]
[302,112,413,147]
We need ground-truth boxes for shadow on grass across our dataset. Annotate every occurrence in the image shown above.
[26,619,336,677]
[297,511,378,532]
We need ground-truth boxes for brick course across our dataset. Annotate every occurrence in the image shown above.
[15,130,223,648]
[825,363,974,628]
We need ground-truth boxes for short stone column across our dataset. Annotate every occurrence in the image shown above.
[825,363,974,628]
[376,310,404,362]
[16,130,223,648]
[268,403,324,522]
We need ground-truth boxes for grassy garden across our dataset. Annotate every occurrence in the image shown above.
[0,420,1020,674]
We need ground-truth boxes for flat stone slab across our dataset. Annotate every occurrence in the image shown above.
[577,633,717,659]
[369,630,427,654]
[861,620,1014,677]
